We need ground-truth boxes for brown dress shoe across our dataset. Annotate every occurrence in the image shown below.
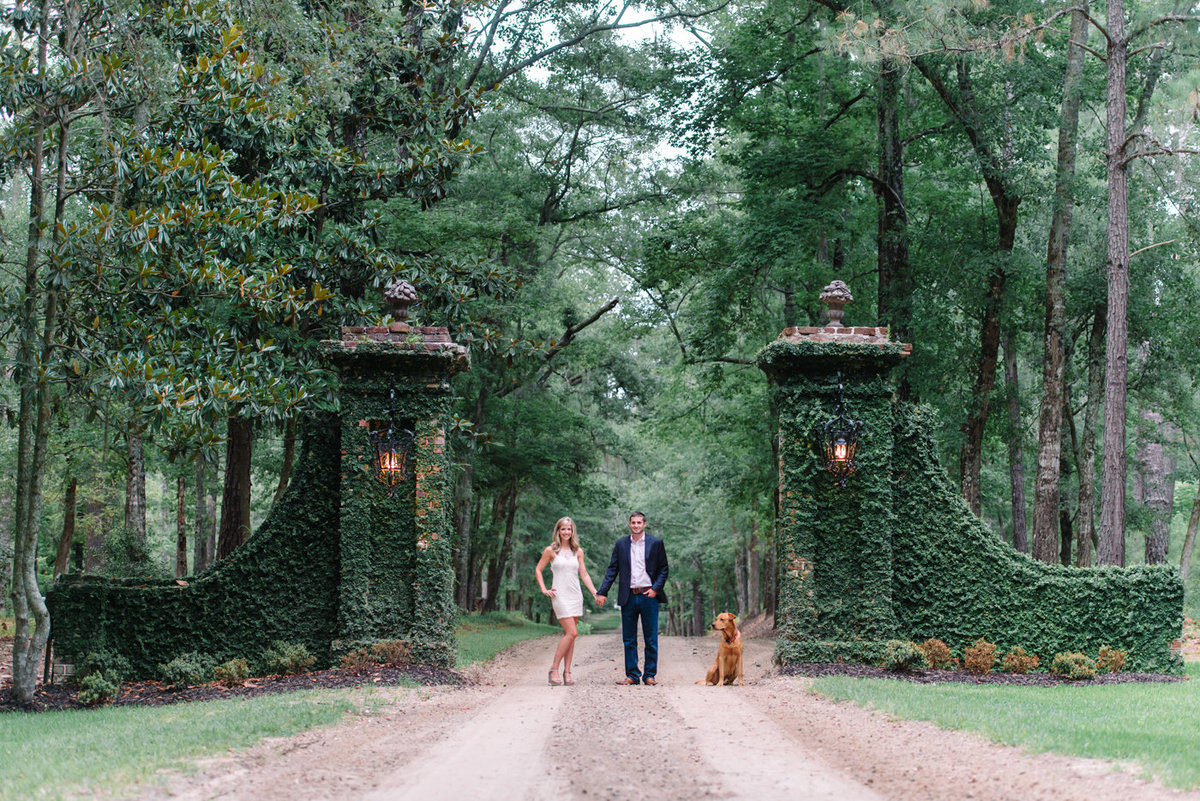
[643,678,658,686]
[615,678,638,685]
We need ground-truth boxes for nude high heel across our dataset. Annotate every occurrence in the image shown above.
[548,668,562,686]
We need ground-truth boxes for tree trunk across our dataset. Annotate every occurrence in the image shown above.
[1078,305,1106,565]
[11,0,55,704]
[1097,0,1130,565]
[193,457,207,573]
[217,416,253,560]
[1002,333,1028,553]
[273,416,296,504]
[55,476,77,578]
[1135,410,1175,564]
[732,518,747,615]
[175,475,188,577]
[453,465,474,609]
[691,556,706,635]
[1032,4,1089,559]
[0,490,11,612]
[1180,484,1200,581]
[747,511,761,617]
[84,499,104,573]
[876,58,912,349]
[124,422,146,540]
[484,482,518,612]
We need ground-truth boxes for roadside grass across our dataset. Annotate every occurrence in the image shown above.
[454,611,559,667]
[811,661,1200,789]
[0,686,396,801]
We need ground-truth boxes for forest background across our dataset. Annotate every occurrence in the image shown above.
[5,0,1200,684]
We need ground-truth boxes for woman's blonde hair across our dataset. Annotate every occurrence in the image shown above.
[551,517,580,554]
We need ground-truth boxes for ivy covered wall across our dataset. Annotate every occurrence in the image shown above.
[47,417,343,679]
[760,330,1183,673]
[48,325,468,679]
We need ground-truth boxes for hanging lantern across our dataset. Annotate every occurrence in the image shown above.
[815,372,864,487]
[369,391,415,494]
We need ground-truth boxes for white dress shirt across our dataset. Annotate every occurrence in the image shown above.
[629,534,651,588]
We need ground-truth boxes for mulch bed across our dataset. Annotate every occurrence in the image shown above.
[0,663,463,714]
[780,662,1187,686]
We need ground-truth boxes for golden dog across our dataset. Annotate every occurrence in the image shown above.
[697,612,744,686]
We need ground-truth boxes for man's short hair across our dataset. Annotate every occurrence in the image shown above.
[629,511,646,522]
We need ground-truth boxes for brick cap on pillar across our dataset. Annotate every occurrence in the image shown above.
[756,326,912,378]
[319,325,470,374]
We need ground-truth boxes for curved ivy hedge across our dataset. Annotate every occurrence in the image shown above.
[47,417,343,679]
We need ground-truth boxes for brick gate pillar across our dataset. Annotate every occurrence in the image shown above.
[320,282,469,666]
[756,281,911,664]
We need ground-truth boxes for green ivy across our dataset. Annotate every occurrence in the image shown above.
[48,338,466,679]
[760,338,1183,673]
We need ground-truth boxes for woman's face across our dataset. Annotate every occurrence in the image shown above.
[557,522,574,543]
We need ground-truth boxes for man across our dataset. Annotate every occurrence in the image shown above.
[596,512,669,685]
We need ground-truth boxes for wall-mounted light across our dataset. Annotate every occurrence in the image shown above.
[816,371,864,487]
[369,390,415,494]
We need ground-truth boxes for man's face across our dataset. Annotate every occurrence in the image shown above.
[629,515,646,538]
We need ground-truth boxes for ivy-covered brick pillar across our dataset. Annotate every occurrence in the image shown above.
[757,281,912,665]
[320,282,469,666]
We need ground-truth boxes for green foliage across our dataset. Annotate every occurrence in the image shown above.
[74,649,132,687]
[99,528,167,580]
[1050,652,1098,681]
[878,640,929,673]
[76,671,121,707]
[1001,646,1039,674]
[214,658,251,686]
[764,345,1183,674]
[47,418,342,679]
[158,652,217,688]
[257,641,315,676]
[963,639,998,675]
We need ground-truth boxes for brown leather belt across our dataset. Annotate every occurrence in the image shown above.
[631,587,651,594]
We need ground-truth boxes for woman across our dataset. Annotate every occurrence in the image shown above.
[534,516,600,686]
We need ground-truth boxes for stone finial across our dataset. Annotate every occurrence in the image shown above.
[819,280,853,328]
[384,280,419,322]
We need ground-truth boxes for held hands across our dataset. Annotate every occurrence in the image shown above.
[593,593,606,607]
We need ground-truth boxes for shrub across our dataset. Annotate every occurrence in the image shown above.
[158,652,217,688]
[214,657,251,686]
[76,671,120,707]
[878,640,929,672]
[340,639,412,672]
[1096,645,1127,674]
[74,649,131,686]
[962,638,997,674]
[917,638,959,670]
[99,527,169,579]
[258,640,315,675]
[1001,646,1039,674]
[1050,652,1098,680]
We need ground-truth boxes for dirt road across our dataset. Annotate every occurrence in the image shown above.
[150,631,1200,801]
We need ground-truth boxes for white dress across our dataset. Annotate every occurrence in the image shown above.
[550,547,584,619]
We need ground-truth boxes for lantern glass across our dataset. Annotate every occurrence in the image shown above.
[832,438,848,463]
[369,419,415,492]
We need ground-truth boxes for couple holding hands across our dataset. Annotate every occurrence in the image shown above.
[534,512,669,686]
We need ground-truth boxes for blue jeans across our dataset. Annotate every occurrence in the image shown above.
[621,592,659,681]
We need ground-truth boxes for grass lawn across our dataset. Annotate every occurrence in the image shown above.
[812,661,1200,789]
[454,611,560,666]
[0,686,394,801]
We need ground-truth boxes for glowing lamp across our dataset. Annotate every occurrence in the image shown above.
[815,372,864,487]
[369,390,414,494]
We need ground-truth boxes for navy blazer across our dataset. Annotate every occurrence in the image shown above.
[598,534,669,607]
